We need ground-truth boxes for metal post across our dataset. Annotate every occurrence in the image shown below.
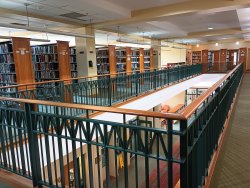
[180,120,188,188]
[25,103,42,187]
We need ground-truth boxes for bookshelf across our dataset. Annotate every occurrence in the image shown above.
[208,51,214,69]
[32,41,71,82]
[116,48,126,73]
[139,48,144,72]
[0,38,35,90]
[0,41,16,86]
[144,49,151,70]
[96,47,109,75]
[202,50,208,73]
[192,51,201,64]
[70,47,77,78]
[32,44,59,81]
[126,47,132,73]
[132,49,139,72]
[239,48,247,72]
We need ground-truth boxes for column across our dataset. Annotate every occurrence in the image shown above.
[151,39,161,69]
[75,27,97,78]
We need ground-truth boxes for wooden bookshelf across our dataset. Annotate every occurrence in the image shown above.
[187,50,192,65]
[220,49,227,72]
[139,48,144,72]
[96,47,109,75]
[109,45,116,75]
[57,41,71,81]
[192,51,201,64]
[202,50,208,73]
[126,47,132,73]
[132,49,139,72]
[149,48,154,70]
[116,48,126,73]
[212,50,220,71]
[144,49,150,70]
[70,47,77,78]
[0,38,35,90]
[239,48,247,72]
[32,44,59,82]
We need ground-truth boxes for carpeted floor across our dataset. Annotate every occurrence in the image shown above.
[210,74,250,188]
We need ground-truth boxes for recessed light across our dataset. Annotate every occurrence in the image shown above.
[236,41,239,45]
[196,44,199,47]
[215,43,218,46]
[208,27,214,30]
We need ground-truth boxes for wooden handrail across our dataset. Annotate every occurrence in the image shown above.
[0,68,154,90]
[0,97,186,120]
[181,63,242,119]
[0,64,192,90]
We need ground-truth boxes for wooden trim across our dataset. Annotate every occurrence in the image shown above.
[139,48,144,72]
[126,47,132,73]
[181,63,242,118]
[108,45,116,75]
[0,96,186,120]
[11,37,35,90]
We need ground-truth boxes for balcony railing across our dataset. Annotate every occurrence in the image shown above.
[0,64,202,108]
[0,63,243,188]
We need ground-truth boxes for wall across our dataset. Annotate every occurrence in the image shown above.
[161,47,187,66]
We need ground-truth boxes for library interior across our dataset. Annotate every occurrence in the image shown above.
[0,0,250,188]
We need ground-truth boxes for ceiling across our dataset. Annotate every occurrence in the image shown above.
[0,0,250,44]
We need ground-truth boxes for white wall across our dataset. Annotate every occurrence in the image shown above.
[161,47,187,66]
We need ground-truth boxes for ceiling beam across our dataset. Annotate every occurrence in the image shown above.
[0,7,84,27]
[93,0,250,28]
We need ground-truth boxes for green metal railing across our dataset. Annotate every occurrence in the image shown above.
[0,64,202,108]
[0,63,243,188]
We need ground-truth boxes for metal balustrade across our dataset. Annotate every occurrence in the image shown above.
[0,63,243,188]
[0,64,202,108]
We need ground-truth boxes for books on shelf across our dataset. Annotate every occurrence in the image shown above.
[0,41,17,86]
[70,47,77,78]
[32,44,59,81]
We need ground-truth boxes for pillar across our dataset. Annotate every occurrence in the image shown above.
[151,39,161,69]
[75,27,97,78]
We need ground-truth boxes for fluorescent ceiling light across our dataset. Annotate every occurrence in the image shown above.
[208,27,214,30]
[0,23,94,38]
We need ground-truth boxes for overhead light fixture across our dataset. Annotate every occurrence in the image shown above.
[196,44,199,47]
[215,42,219,46]
[208,27,214,30]
[0,35,50,42]
[0,23,94,38]
[236,41,239,45]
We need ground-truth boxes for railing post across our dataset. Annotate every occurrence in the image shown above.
[180,120,188,188]
[136,74,139,96]
[25,103,42,187]
[108,75,112,106]
[168,119,173,188]
[154,69,157,90]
